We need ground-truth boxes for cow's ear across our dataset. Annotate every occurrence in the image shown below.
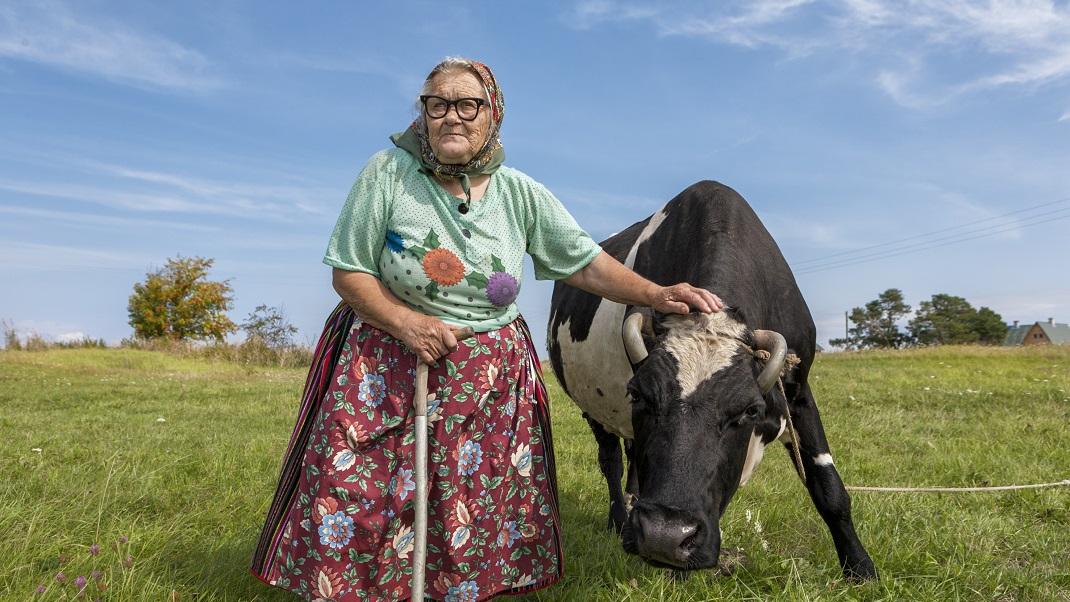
[780,347,803,397]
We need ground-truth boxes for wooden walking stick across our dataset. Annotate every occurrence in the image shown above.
[412,327,473,601]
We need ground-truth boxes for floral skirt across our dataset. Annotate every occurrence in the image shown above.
[250,303,563,601]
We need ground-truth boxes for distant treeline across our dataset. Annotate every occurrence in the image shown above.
[829,288,1007,350]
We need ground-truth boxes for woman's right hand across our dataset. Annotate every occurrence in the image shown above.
[399,314,461,365]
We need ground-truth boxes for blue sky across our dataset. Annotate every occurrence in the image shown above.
[2,0,1069,353]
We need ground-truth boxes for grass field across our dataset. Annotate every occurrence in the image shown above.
[1,345,1068,601]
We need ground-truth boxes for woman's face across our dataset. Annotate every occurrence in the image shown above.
[424,70,492,165]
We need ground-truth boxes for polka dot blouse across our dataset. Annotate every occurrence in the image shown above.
[324,148,601,332]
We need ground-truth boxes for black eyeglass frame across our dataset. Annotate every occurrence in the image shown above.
[419,95,487,121]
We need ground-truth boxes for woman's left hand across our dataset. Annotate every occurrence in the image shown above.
[650,283,724,315]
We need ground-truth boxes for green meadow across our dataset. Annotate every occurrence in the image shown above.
[1,345,1068,601]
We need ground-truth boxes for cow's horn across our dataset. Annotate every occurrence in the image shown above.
[623,312,649,364]
[753,330,788,393]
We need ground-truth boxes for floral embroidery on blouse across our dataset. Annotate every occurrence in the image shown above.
[397,227,522,308]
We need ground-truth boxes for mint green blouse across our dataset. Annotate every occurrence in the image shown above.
[324,148,601,332]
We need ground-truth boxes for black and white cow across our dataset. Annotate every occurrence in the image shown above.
[547,181,876,579]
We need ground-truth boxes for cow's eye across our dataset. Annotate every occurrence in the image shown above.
[743,404,764,420]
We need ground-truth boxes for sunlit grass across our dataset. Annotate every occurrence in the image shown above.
[1,345,1068,600]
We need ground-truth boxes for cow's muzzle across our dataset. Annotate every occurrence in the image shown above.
[628,502,718,569]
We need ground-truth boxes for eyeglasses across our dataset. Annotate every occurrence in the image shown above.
[420,95,486,121]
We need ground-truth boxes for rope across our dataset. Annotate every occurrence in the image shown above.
[750,346,807,483]
[751,347,1070,495]
[846,480,1070,493]
[776,378,806,484]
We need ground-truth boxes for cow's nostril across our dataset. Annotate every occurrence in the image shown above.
[680,525,698,551]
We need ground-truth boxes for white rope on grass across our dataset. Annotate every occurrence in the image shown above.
[755,352,1070,496]
[846,479,1070,493]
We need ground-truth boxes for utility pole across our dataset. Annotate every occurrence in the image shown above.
[844,311,849,342]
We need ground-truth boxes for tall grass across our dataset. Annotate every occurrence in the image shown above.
[0,345,1067,600]
[120,337,313,369]
[1,319,107,351]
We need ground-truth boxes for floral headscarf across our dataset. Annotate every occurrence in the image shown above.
[391,59,505,204]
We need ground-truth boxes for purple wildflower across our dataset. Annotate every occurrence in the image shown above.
[118,535,128,544]
[36,585,46,594]
[74,575,87,588]
[55,572,66,583]
[122,555,134,568]
[486,272,518,307]
[89,543,100,556]
[91,570,102,581]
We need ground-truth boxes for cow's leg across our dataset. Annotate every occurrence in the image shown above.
[785,385,877,581]
[585,414,628,532]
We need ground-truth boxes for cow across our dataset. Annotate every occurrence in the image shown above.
[547,181,876,580]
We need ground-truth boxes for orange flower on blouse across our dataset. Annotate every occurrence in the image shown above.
[422,248,465,286]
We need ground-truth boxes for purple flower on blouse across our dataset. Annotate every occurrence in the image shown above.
[486,272,518,307]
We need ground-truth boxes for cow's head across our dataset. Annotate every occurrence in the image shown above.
[620,310,790,569]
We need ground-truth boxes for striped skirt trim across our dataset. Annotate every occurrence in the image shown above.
[250,301,355,577]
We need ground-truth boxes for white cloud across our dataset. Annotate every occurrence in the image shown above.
[1059,110,1070,122]
[54,331,87,343]
[0,179,231,215]
[0,0,221,91]
[569,0,659,29]
[969,290,1070,322]
[0,205,220,232]
[88,162,332,215]
[567,0,1070,107]
[0,241,152,271]
[0,162,333,221]
[275,52,422,99]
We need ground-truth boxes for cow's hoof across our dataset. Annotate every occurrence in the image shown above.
[607,517,625,534]
[843,556,878,582]
[621,523,638,555]
[717,547,748,576]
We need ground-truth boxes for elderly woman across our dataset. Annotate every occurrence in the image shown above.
[251,57,722,601]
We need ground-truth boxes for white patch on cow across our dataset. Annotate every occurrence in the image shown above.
[661,312,747,399]
[813,453,834,467]
[555,311,636,438]
[554,210,673,440]
[624,492,636,512]
[623,206,670,269]
[739,431,766,487]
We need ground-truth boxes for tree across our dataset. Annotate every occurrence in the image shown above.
[830,288,911,350]
[972,306,1008,345]
[908,294,1008,346]
[241,304,298,349]
[127,256,237,342]
[908,294,980,345]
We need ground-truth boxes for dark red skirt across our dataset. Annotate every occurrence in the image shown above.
[251,303,562,601]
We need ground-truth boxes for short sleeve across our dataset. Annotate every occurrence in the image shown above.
[323,151,395,276]
[524,183,602,281]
